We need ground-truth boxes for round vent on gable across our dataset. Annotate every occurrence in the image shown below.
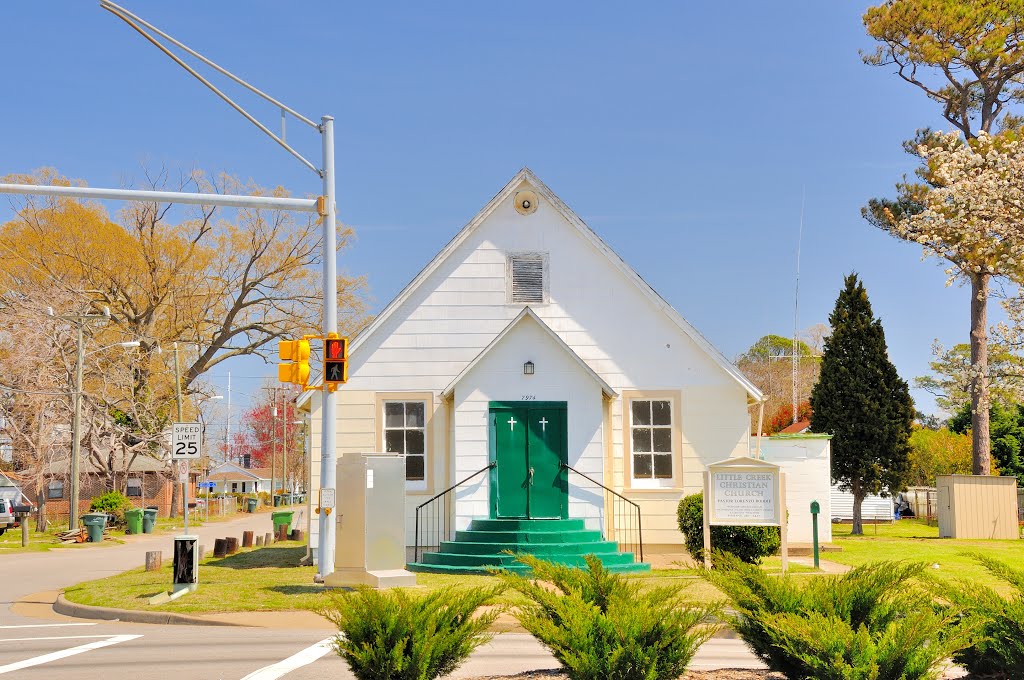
[514,190,539,215]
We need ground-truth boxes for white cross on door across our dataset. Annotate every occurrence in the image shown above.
[507,416,517,431]
[539,417,548,433]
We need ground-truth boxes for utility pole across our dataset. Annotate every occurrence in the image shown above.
[319,115,338,580]
[55,307,115,532]
[263,386,282,501]
[71,323,84,531]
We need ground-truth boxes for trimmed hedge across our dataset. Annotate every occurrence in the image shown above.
[704,552,977,680]
[677,492,780,564]
[497,554,720,680]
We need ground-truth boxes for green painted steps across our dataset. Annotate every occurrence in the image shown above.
[407,517,650,575]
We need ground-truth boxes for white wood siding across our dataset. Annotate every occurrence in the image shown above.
[307,177,754,551]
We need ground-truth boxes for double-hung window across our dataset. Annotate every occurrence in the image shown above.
[127,477,143,497]
[383,401,426,485]
[630,399,674,484]
[47,480,64,499]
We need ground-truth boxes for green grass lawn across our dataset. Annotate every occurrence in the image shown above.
[63,540,819,615]
[0,527,125,553]
[830,518,1024,595]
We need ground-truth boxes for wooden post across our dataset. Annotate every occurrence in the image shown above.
[226,537,239,554]
[213,538,227,557]
[277,525,288,542]
[265,532,273,546]
[702,471,712,569]
[289,529,304,541]
[21,517,29,547]
[242,530,254,548]
[145,551,162,571]
[198,544,206,560]
[255,535,264,547]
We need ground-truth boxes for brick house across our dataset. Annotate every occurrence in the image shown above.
[41,455,198,521]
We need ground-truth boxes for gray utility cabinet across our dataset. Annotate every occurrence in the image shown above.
[324,452,416,589]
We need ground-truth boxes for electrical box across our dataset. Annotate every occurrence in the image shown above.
[324,453,416,589]
[173,535,199,591]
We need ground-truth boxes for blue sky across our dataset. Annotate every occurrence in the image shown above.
[1,2,980,424]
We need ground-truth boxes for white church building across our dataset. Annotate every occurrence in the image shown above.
[298,168,765,572]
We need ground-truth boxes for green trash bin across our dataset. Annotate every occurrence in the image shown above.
[80,513,107,543]
[246,497,258,513]
[124,508,143,535]
[142,508,157,534]
[271,510,294,535]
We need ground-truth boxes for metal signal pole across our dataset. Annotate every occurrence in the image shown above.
[1,1,341,577]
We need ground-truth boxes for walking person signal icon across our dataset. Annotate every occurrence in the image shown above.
[324,337,348,385]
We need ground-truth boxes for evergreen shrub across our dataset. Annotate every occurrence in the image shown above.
[497,554,720,680]
[322,585,500,680]
[677,492,780,564]
[89,490,133,526]
[704,552,977,680]
[941,553,1024,678]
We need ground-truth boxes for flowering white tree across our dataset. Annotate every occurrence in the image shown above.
[882,131,1024,474]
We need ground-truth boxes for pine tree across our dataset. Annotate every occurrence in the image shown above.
[810,274,914,535]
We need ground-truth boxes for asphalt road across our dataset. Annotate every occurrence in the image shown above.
[0,511,764,679]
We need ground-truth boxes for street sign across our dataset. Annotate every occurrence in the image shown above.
[171,422,203,460]
[197,481,216,489]
[319,488,336,509]
[178,461,189,483]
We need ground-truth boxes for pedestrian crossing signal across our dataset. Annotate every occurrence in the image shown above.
[324,337,348,385]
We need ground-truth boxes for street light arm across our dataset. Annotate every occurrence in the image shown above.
[99,1,321,176]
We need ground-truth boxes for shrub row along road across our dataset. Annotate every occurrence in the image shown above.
[0,511,763,678]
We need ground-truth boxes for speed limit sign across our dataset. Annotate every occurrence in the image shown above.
[171,422,203,460]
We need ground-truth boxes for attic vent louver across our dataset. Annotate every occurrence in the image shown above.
[509,253,547,304]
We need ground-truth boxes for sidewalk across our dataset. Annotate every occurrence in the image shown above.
[1,508,299,621]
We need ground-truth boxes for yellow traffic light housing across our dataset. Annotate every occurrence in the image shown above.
[278,338,311,386]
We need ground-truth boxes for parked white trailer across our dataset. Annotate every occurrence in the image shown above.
[830,484,892,523]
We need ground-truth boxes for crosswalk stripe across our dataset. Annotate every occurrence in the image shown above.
[0,623,97,629]
[240,638,335,680]
[0,634,142,675]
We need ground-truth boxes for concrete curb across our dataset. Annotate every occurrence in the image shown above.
[53,593,247,627]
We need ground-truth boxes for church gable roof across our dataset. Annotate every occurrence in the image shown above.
[441,307,616,400]
[299,168,762,405]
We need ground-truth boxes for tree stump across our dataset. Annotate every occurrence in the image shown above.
[242,530,254,548]
[145,551,162,571]
[255,535,264,547]
[289,529,304,542]
[225,537,239,555]
[265,532,273,546]
[198,544,206,560]
[276,525,288,542]
[213,538,227,558]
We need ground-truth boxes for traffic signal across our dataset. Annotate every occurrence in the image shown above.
[278,338,311,385]
[324,336,348,385]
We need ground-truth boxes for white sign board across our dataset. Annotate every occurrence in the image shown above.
[178,461,190,483]
[703,456,788,573]
[171,422,203,461]
[710,470,778,525]
[319,488,336,509]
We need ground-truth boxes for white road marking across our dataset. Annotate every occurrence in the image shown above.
[0,634,141,675]
[240,638,335,680]
[0,623,97,629]
[0,635,127,642]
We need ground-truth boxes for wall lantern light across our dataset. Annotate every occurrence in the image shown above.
[523,361,535,375]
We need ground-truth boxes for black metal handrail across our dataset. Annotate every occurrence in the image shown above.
[561,463,643,562]
[413,462,495,563]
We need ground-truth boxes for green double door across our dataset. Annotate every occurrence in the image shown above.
[489,402,568,519]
